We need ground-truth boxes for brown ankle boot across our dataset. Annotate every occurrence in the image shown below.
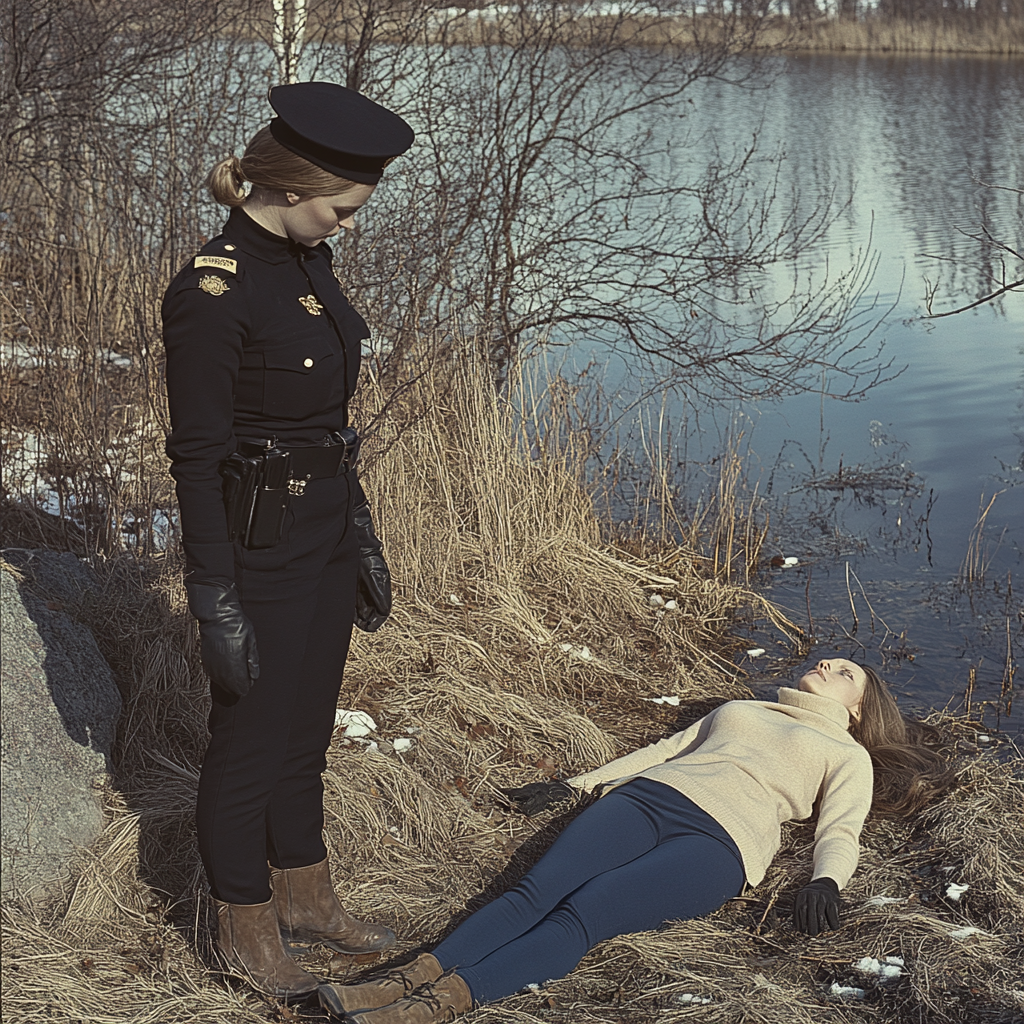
[213,897,319,999]
[319,952,444,1015]
[271,858,396,953]
[342,973,473,1023]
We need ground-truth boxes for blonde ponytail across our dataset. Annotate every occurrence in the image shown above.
[206,127,359,208]
[207,155,248,208]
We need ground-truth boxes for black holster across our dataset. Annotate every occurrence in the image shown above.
[221,440,292,549]
[220,430,361,550]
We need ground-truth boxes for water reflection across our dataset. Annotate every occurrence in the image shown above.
[555,55,1023,733]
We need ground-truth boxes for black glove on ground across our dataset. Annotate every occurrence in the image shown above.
[500,780,576,816]
[793,877,842,935]
[185,580,259,703]
[353,499,392,632]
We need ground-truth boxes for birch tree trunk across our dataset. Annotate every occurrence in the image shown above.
[272,0,306,83]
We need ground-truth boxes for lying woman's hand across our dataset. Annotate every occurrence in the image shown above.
[500,780,577,816]
[793,877,842,935]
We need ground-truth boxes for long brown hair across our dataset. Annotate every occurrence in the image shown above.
[207,126,361,207]
[850,666,956,816]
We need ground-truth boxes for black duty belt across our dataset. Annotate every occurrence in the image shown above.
[237,429,360,495]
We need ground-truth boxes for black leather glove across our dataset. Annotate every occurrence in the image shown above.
[352,499,392,632]
[185,580,259,703]
[500,780,577,816]
[793,877,842,935]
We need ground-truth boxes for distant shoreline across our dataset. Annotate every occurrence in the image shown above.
[403,12,1024,57]
[756,16,1024,55]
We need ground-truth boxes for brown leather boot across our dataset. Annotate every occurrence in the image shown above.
[341,973,474,1023]
[213,897,319,999]
[318,952,444,1015]
[271,858,397,953]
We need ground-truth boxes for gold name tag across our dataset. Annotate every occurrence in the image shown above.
[195,255,238,273]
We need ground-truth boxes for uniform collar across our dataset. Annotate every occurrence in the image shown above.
[223,206,325,265]
[776,686,851,730]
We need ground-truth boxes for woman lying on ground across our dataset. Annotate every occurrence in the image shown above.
[319,660,953,1023]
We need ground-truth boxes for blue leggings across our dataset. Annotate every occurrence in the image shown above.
[432,778,745,1004]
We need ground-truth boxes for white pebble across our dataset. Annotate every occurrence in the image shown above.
[945,883,970,901]
[676,993,712,1005]
[448,593,464,605]
[648,593,665,607]
[558,642,593,661]
[746,647,767,657]
[977,734,991,744]
[783,556,799,566]
[663,599,678,611]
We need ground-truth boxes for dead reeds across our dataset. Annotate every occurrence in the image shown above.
[2,351,1021,1024]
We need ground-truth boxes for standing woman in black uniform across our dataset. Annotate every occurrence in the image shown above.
[162,83,414,1000]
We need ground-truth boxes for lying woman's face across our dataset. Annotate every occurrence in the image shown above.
[797,659,868,716]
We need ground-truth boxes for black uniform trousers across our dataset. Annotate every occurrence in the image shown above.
[196,472,359,905]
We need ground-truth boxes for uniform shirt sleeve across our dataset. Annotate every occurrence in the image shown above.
[568,707,721,793]
[162,267,249,581]
[810,745,874,889]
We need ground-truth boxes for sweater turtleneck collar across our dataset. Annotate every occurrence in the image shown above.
[776,686,852,730]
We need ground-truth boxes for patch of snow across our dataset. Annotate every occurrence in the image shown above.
[663,599,678,611]
[864,895,907,907]
[393,737,414,753]
[854,956,904,980]
[829,982,866,1000]
[783,556,799,566]
[335,709,377,738]
[448,594,464,605]
[648,593,665,607]
[947,926,987,940]
[644,695,681,706]
[676,993,712,1005]
[945,882,970,901]
[746,647,767,657]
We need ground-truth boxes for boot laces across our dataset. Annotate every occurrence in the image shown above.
[381,966,420,996]
[407,986,456,1021]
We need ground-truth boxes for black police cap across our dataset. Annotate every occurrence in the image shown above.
[268,82,414,185]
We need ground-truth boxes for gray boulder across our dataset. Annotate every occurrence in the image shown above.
[1,552,122,898]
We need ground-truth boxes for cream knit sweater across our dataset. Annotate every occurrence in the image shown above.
[568,688,874,888]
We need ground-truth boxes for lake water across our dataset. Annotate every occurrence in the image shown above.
[566,54,1024,736]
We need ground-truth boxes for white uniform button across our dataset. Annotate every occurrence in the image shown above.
[303,358,314,368]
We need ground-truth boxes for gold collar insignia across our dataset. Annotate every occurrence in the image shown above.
[299,294,324,316]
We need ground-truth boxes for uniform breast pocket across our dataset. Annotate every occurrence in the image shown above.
[257,337,338,419]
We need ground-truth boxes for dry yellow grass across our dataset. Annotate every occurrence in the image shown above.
[764,15,1024,54]
[2,355,1021,1024]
